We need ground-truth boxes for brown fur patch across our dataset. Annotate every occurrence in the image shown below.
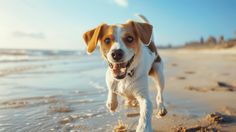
[155,55,161,63]
[131,21,153,44]
[120,22,141,58]
[148,41,158,55]
[149,66,155,76]
[146,40,161,63]
[83,24,107,53]
[149,55,161,75]
[99,25,117,58]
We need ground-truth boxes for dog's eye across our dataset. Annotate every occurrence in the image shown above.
[104,38,111,44]
[126,36,133,43]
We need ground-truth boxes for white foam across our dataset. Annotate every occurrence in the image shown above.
[89,81,106,90]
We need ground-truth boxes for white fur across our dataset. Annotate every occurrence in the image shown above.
[106,42,166,132]
[107,26,134,64]
[105,15,166,132]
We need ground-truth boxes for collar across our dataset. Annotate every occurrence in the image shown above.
[127,69,135,77]
[104,55,135,78]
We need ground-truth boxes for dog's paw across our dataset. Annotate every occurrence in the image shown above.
[106,100,118,112]
[136,123,152,132]
[156,103,167,118]
[124,99,139,108]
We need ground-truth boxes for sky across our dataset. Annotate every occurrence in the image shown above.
[0,0,236,50]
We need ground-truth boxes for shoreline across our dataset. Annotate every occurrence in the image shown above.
[0,49,235,131]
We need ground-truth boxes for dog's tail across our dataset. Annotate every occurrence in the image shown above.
[135,14,150,23]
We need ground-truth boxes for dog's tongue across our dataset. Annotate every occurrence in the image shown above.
[112,63,126,75]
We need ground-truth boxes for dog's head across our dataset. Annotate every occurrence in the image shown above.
[83,21,152,80]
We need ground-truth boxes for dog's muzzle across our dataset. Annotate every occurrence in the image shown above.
[108,55,134,79]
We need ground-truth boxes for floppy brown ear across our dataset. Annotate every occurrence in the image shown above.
[132,21,153,44]
[83,24,106,54]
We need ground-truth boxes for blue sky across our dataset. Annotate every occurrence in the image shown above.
[0,0,236,50]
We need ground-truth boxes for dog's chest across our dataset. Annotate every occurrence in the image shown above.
[112,77,136,99]
[109,45,156,99]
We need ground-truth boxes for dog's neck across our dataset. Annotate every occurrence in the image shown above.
[125,45,145,79]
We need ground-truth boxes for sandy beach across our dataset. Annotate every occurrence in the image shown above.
[0,49,236,132]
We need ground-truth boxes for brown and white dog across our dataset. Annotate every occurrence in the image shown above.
[83,15,167,132]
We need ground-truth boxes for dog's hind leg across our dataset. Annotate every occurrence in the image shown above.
[149,60,167,117]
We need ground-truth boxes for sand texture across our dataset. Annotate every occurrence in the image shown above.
[0,49,236,131]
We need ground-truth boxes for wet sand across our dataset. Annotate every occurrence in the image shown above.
[0,49,236,131]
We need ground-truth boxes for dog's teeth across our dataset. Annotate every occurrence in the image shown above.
[121,68,126,73]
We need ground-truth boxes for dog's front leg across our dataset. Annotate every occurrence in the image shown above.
[106,69,118,112]
[106,90,118,112]
[136,95,153,132]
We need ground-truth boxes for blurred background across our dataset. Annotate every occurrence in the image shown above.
[0,0,236,50]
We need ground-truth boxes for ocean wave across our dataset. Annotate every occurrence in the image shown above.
[89,81,106,90]
[0,49,85,62]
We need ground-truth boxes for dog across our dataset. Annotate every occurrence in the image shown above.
[83,14,167,132]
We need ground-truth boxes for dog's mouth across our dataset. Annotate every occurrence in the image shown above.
[108,55,134,79]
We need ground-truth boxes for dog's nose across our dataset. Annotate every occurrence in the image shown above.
[111,49,124,61]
